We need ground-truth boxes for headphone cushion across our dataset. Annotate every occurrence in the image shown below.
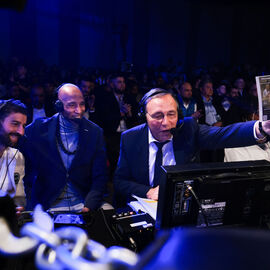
[55,100,64,112]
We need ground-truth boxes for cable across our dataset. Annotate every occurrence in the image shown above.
[0,149,19,191]
[186,184,209,227]
[62,116,72,213]
[57,116,73,212]
[99,208,118,243]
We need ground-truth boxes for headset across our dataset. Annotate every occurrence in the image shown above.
[0,99,13,113]
[138,88,184,122]
[0,99,20,191]
[54,84,66,112]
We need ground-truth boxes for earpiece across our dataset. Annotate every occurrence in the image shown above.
[54,99,64,112]
[54,84,66,112]
[0,99,13,112]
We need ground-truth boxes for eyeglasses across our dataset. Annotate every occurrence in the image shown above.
[147,111,177,121]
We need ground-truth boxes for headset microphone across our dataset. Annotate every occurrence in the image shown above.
[170,120,184,136]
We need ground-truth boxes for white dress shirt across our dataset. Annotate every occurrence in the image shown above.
[0,147,25,206]
[32,107,46,122]
[148,128,176,186]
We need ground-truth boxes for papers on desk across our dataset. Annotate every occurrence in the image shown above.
[128,195,157,220]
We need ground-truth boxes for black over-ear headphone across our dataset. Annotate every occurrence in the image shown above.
[138,88,184,122]
[0,99,13,113]
[54,84,66,112]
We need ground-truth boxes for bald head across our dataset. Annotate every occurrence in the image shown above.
[58,83,82,101]
[180,82,192,100]
[57,83,85,120]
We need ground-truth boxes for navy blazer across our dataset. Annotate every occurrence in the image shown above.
[22,114,108,210]
[114,117,257,206]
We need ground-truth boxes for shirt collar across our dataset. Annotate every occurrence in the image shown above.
[148,127,173,144]
[202,95,212,103]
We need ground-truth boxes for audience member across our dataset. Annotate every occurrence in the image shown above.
[27,85,55,124]
[177,82,201,120]
[196,79,223,127]
[79,78,99,123]
[96,73,136,179]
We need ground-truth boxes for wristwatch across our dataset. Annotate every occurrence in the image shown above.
[258,121,270,141]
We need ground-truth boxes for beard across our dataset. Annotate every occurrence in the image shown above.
[0,128,21,148]
[114,88,124,95]
[182,97,192,103]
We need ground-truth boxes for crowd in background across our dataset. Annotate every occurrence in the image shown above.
[0,57,267,174]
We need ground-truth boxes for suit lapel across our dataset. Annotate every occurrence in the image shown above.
[136,125,149,183]
[42,114,66,172]
[173,128,189,164]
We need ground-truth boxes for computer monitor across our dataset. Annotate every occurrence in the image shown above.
[156,160,270,229]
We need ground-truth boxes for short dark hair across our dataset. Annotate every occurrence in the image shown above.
[110,73,125,82]
[0,99,27,122]
[79,78,95,84]
[199,78,213,89]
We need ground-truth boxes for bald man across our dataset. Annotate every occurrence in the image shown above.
[178,82,201,119]
[22,83,108,212]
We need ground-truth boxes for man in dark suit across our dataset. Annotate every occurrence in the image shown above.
[22,83,108,212]
[96,73,137,179]
[79,78,99,124]
[26,85,55,124]
[114,88,270,206]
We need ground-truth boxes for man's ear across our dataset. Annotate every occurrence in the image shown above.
[109,82,114,89]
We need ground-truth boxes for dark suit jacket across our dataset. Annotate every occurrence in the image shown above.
[22,114,108,210]
[195,95,224,125]
[95,91,137,136]
[114,117,257,206]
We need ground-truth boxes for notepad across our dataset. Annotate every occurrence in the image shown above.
[128,195,157,220]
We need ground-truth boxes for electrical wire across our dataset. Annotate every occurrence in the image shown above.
[186,184,209,227]
[0,149,19,190]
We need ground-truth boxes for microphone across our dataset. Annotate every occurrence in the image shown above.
[170,120,184,136]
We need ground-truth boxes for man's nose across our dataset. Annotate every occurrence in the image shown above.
[75,105,84,114]
[17,125,25,136]
[161,114,170,125]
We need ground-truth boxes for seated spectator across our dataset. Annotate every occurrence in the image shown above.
[234,77,246,97]
[27,85,55,124]
[214,80,230,98]
[44,81,57,106]
[96,73,137,179]
[11,64,31,105]
[154,75,167,89]
[196,79,223,127]
[4,83,21,101]
[177,82,201,120]
[79,78,99,123]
